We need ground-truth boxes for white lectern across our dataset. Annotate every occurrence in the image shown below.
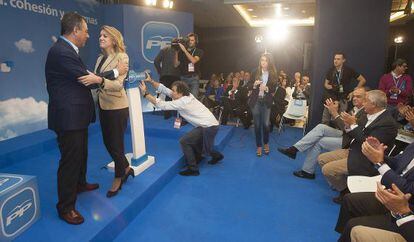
[106,71,155,176]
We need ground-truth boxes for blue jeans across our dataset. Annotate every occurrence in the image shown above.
[294,124,343,174]
[251,99,271,147]
[181,75,199,98]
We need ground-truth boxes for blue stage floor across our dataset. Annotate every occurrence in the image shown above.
[0,114,340,241]
[114,127,340,242]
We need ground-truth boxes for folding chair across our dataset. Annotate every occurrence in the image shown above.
[278,99,308,135]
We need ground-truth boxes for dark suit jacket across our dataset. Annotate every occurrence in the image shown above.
[45,38,96,132]
[381,143,414,241]
[399,220,414,242]
[347,110,398,176]
[248,71,277,109]
[382,142,414,200]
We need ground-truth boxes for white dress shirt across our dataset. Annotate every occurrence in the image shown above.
[155,84,219,128]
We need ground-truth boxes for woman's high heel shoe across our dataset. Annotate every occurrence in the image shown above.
[256,147,262,157]
[106,180,123,198]
[121,167,135,183]
[264,144,270,155]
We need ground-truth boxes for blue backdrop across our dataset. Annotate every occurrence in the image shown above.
[0,0,193,141]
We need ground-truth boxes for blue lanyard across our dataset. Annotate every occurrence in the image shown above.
[335,69,342,85]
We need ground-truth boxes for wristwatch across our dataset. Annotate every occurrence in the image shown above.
[374,161,385,169]
[393,210,414,220]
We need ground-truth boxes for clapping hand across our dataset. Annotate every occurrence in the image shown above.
[361,136,387,164]
[375,182,412,215]
[324,98,339,116]
[340,112,356,126]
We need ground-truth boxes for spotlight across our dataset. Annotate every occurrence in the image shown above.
[266,21,288,43]
[145,0,157,6]
[163,0,173,8]
[394,36,404,44]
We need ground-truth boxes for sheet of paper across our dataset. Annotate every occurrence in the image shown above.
[347,175,382,193]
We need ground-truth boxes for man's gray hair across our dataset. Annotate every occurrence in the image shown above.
[366,90,387,109]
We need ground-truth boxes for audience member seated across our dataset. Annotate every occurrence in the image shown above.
[292,75,311,104]
[241,71,251,88]
[277,88,361,180]
[203,75,224,110]
[319,90,398,204]
[335,140,414,242]
[220,77,246,125]
[290,71,301,88]
[379,59,412,110]
[223,73,234,91]
[350,184,414,242]
[270,78,288,132]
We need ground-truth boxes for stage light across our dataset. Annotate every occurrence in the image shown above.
[394,36,404,44]
[163,0,173,8]
[145,0,157,6]
[255,35,263,43]
[266,21,288,43]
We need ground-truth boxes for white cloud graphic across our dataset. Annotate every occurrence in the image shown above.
[0,97,47,141]
[0,130,17,141]
[14,38,35,53]
[75,0,99,13]
[51,36,58,43]
[0,63,11,73]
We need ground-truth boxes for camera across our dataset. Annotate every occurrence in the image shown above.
[171,37,188,50]
[124,70,150,88]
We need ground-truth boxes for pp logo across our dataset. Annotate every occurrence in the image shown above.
[1,188,36,237]
[141,21,180,63]
[0,175,23,194]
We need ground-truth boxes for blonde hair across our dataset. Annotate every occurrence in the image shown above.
[100,25,126,53]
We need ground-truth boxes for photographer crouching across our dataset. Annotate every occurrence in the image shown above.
[176,33,203,98]
[139,77,224,176]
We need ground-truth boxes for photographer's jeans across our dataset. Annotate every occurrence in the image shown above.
[181,75,200,98]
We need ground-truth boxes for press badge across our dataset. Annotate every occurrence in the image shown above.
[174,117,182,129]
[339,85,344,93]
[188,63,195,72]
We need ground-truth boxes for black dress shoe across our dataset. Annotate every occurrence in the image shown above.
[77,183,99,193]
[293,170,315,179]
[208,153,224,165]
[277,147,297,159]
[106,181,123,198]
[179,169,200,176]
[58,210,84,225]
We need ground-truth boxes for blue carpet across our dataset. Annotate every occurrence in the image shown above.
[0,114,233,241]
[115,127,340,242]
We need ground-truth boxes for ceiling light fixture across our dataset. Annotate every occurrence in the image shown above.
[394,36,404,44]
[145,0,157,6]
[275,3,282,18]
[162,0,173,8]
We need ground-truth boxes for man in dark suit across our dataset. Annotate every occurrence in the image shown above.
[45,12,100,225]
[324,90,398,203]
[335,139,414,241]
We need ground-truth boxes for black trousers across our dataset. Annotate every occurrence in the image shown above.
[99,107,129,178]
[335,192,396,242]
[56,128,88,213]
[160,75,179,118]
